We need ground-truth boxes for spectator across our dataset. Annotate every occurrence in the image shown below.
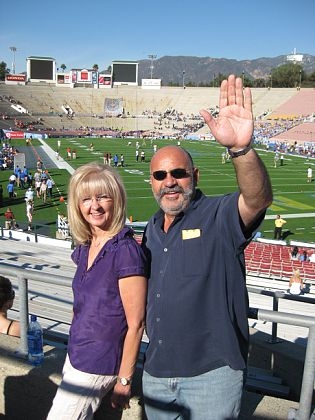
[27,172,33,188]
[9,173,16,185]
[299,250,309,262]
[141,75,273,419]
[36,159,43,172]
[40,179,47,203]
[4,207,17,229]
[35,179,41,198]
[6,181,15,198]
[47,162,147,418]
[291,246,299,260]
[289,269,304,295]
[26,200,34,231]
[47,178,54,198]
[25,187,34,202]
[0,276,20,337]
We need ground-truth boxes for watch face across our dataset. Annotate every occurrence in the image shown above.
[120,377,128,386]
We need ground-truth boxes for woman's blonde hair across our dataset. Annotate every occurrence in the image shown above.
[67,162,126,244]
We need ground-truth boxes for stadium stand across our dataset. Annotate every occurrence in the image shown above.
[0,82,307,137]
[245,241,315,292]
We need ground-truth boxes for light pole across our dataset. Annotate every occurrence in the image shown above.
[242,70,245,86]
[299,70,302,89]
[182,71,185,89]
[10,46,17,74]
[148,54,157,79]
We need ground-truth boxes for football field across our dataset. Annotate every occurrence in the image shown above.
[1,137,315,244]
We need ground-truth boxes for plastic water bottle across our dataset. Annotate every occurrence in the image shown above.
[27,314,44,366]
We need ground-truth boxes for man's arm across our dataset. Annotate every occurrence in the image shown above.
[200,74,273,228]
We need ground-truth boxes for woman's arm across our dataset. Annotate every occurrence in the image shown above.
[111,275,147,410]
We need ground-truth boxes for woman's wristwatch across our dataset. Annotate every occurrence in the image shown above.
[117,376,132,386]
[227,144,252,158]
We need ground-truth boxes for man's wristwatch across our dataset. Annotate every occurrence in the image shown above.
[227,144,252,158]
[117,376,132,386]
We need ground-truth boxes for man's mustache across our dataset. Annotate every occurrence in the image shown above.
[160,186,184,196]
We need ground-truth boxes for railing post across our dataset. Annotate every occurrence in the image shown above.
[34,225,38,243]
[268,291,284,344]
[16,275,29,357]
[292,324,315,420]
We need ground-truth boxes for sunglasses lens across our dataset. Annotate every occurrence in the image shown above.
[152,171,167,181]
[152,169,189,180]
[171,169,188,179]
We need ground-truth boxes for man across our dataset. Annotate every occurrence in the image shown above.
[141,75,273,419]
[274,214,287,240]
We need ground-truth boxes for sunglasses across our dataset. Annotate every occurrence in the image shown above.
[151,168,191,181]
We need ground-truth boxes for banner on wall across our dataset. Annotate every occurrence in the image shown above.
[104,98,123,116]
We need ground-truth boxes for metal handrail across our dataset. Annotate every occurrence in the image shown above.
[250,307,315,420]
[247,286,315,343]
[0,264,71,356]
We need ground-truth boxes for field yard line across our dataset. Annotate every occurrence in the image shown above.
[265,213,315,219]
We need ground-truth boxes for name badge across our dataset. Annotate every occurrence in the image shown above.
[182,229,201,240]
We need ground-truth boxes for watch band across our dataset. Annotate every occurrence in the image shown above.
[227,144,252,158]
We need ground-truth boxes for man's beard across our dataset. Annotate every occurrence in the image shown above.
[154,184,194,216]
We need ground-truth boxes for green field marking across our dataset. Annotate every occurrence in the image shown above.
[270,195,315,211]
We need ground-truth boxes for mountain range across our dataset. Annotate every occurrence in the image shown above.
[137,54,315,85]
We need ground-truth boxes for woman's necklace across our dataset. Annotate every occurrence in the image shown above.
[91,235,112,248]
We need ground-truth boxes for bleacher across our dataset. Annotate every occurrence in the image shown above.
[245,241,315,295]
[0,83,301,135]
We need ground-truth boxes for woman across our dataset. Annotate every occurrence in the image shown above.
[289,269,304,295]
[0,276,20,337]
[47,162,147,419]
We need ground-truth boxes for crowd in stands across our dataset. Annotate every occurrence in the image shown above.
[0,142,17,170]
[253,116,315,157]
[254,116,305,140]
[1,88,314,149]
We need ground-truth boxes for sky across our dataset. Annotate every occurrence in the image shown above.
[1,0,315,74]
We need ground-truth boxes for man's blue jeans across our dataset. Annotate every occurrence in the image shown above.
[143,366,244,420]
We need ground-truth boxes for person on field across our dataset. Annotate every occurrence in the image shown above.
[274,214,286,240]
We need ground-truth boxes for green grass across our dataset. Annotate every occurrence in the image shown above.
[1,137,315,243]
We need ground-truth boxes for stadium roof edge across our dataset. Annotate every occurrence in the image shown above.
[27,56,55,61]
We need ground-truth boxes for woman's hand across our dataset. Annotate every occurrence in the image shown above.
[111,382,131,411]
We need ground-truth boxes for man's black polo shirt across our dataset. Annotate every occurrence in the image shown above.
[142,189,264,378]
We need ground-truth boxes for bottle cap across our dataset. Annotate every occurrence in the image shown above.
[30,314,37,322]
